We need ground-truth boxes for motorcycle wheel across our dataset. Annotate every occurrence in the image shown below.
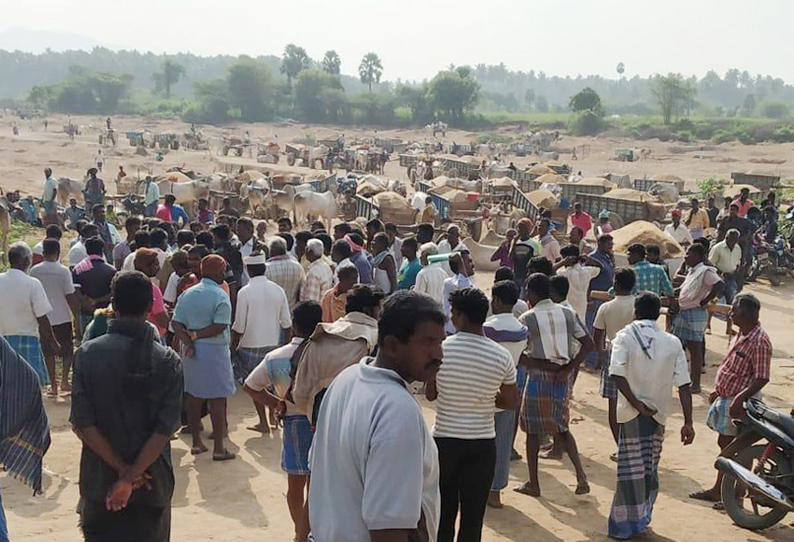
[721,445,791,530]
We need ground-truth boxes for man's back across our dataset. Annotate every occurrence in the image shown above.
[0,269,51,336]
[265,257,305,307]
[30,261,74,326]
[70,322,183,507]
[415,264,447,305]
[310,359,440,542]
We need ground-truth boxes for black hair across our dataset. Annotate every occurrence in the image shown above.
[733,293,761,319]
[494,266,515,282]
[237,217,254,230]
[85,237,105,256]
[246,263,266,277]
[635,292,661,320]
[277,232,294,251]
[527,272,551,299]
[694,237,710,251]
[449,254,461,274]
[112,271,153,317]
[133,231,151,250]
[598,233,613,245]
[177,230,195,246]
[337,265,359,282]
[92,203,104,215]
[417,223,435,241]
[377,290,446,346]
[295,230,314,244]
[688,242,706,260]
[149,228,168,249]
[334,222,352,235]
[372,232,390,249]
[196,231,214,250]
[627,243,646,257]
[74,219,88,235]
[293,301,324,337]
[366,219,384,233]
[188,244,210,259]
[125,216,142,230]
[346,284,385,314]
[316,233,332,253]
[332,239,352,258]
[45,224,62,240]
[549,274,569,299]
[449,288,489,326]
[402,236,418,252]
[347,232,365,247]
[165,194,176,205]
[492,280,519,307]
[614,267,636,293]
[528,256,553,276]
[277,216,293,227]
[211,224,231,242]
[384,222,397,232]
[42,238,60,257]
[81,224,99,239]
[560,244,580,259]
[645,244,661,256]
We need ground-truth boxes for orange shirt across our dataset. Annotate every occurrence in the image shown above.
[321,287,348,323]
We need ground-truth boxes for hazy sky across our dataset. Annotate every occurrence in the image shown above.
[3,0,792,82]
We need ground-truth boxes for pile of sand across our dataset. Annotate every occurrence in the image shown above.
[526,189,558,209]
[373,192,416,224]
[653,173,684,182]
[578,177,614,187]
[611,220,684,258]
[603,188,660,202]
[534,173,566,185]
[527,164,554,176]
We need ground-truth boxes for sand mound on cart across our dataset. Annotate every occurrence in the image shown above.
[611,220,684,259]
[578,177,614,187]
[535,173,566,185]
[724,184,760,199]
[154,171,192,184]
[603,188,660,202]
[373,192,416,225]
[526,189,558,209]
[528,164,554,176]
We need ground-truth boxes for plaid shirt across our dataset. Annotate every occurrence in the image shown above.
[301,259,334,304]
[631,260,673,296]
[265,255,305,309]
[715,324,772,398]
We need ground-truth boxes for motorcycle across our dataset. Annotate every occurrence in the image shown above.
[715,398,794,530]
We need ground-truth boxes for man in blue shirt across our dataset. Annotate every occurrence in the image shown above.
[397,237,422,289]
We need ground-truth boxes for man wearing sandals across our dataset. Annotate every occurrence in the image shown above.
[607,292,695,539]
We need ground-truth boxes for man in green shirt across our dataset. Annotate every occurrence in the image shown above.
[397,237,422,290]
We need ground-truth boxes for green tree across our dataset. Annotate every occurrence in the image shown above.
[184,79,231,124]
[535,95,549,112]
[294,69,343,122]
[652,73,696,125]
[569,87,604,116]
[358,53,383,92]
[226,57,276,121]
[152,59,186,97]
[280,44,311,89]
[742,94,756,117]
[322,50,341,75]
[616,62,625,77]
[396,85,432,123]
[762,101,790,119]
[427,66,481,123]
[524,88,535,109]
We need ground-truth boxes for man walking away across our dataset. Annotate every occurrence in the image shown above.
[143,177,160,218]
[415,243,448,307]
[690,294,770,505]
[30,239,78,396]
[608,292,694,539]
[244,301,323,542]
[309,291,445,542]
[232,253,292,434]
[71,271,183,542]
[427,288,518,542]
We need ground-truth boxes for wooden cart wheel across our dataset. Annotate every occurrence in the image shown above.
[287,153,296,166]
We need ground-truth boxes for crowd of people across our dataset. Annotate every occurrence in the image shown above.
[0,178,776,542]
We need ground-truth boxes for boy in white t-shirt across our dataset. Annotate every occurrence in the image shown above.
[593,268,637,456]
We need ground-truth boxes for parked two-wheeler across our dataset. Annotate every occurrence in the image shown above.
[716,398,794,530]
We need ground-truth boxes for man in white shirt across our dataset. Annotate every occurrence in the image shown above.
[592,268,637,452]
[442,251,475,335]
[68,223,100,267]
[536,218,561,262]
[437,224,463,276]
[0,243,59,387]
[300,239,334,303]
[709,228,742,299]
[232,253,292,433]
[554,244,602,322]
[309,291,445,542]
[415,243,448,307]
[664,209,694,247]
[143,176,160,217]
[236,217,264,287]
[427,288,518,542]
[30,239,77,396]
[608,292,694,539]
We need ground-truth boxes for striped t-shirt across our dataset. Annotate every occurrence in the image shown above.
[432,332,517,439]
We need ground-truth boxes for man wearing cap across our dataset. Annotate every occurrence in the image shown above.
[232,252,292,433]
[664,209,693,247]
[143,176,160,218]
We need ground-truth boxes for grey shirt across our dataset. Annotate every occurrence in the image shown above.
[309,358,440,542]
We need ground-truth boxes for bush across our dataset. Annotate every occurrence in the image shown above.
[675,130,692,142]
[569,111,608,136]
[713,129,735,144]
[771,125,794,143]
[762,102,790,119]
[735,130,754,145]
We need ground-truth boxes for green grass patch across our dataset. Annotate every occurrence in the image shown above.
[0,220,46,272]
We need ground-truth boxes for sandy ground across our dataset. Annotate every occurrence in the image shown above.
[2,115,794,541]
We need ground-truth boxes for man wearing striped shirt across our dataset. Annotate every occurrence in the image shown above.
[427,288,519,542]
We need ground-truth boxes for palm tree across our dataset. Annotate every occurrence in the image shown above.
[322,50,341,75]
[616,62,625,77]
[153,59,185,97]
[358,53,383,93]
[280,44,311,89]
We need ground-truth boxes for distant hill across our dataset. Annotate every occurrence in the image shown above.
[0,26,120,53]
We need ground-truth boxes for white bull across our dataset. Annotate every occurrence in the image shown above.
[157,180,210,205]
[293,191,338,231]
[239,179,270,217]
[57,177,85,205]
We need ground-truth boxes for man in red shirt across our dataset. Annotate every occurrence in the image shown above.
[569,202,593,236]
[732,187,754,218]
[690,293,771,503]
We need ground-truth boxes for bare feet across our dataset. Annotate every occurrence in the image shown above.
[575,480,591,495]
[487,491,503,509]
[61,380,72,393]
[540,449,564,460]
[46,386,59,398]
[514,482,541,497]
[247,423,271,434]
[212,450,236,461]
[690,488,720,502]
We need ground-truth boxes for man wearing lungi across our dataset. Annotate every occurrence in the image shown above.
[608,292,695,539]
[515,273,593,498]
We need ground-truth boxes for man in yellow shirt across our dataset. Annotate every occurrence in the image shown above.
[685,198,710,240]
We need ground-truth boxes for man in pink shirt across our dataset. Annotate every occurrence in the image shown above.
[570,202,593,234]
[732,187,754,218]
[134,248,169,342]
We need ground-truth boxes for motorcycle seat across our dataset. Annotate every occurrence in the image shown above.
[759,403,794,437]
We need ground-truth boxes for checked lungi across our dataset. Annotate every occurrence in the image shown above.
[599,347,617,400]
[608,415,665,540]
[522,366,572,435]
[584,299,604,368]
[6,335,49,386]
[233,346,276,384]
[671,307,708,342]
[706,396,738,437]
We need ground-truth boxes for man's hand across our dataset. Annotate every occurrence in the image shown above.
[708,390,719,404]
[729,396,746,419]
[106,478,133,512]
[635,401,658,418]
[681,424,695,445]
